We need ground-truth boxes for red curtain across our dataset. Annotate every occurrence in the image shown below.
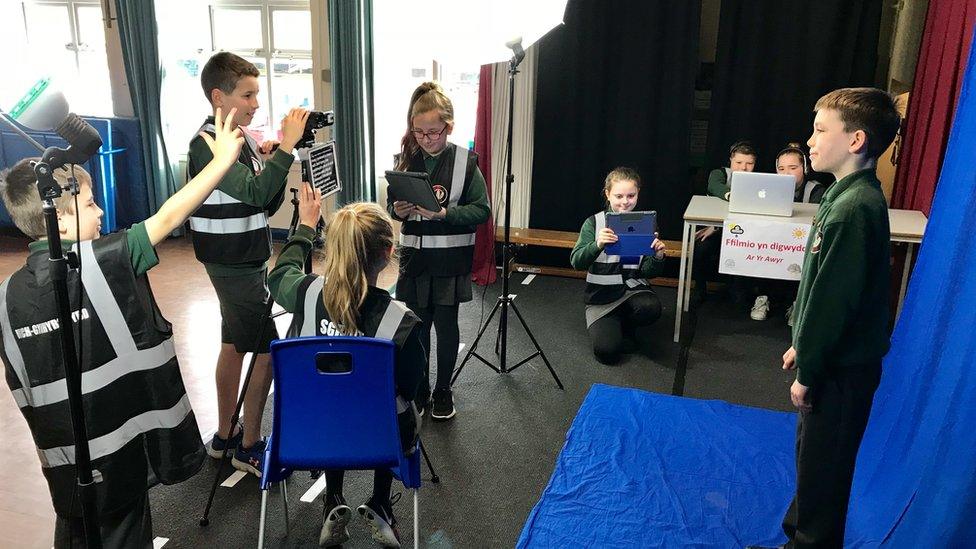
[892,0,976,214]
[471,63,497,285]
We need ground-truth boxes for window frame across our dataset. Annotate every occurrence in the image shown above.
[210,0,312,133]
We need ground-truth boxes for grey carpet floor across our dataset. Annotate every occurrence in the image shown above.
[148,274,796,548]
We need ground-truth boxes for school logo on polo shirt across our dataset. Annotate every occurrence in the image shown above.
[432,184,448,205]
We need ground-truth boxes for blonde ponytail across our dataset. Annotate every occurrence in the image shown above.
[321,202,395,334]
[395,81,455,170]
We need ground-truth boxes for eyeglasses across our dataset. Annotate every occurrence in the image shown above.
[410,125,448,140]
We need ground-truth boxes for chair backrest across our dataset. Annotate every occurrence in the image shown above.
[268,336,402,471]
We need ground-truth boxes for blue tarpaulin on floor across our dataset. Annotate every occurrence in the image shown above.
[517,384,797,548]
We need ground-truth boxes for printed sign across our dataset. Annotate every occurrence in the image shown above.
[718,215,811,280]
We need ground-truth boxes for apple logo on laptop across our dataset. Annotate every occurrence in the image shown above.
[758,189,767,199]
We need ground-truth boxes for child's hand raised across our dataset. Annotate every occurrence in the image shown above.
[298,182,322,229]
[200,107,244,168]
[279,108,311,152]
[596,228,617,249]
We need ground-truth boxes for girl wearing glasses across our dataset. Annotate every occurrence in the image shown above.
[388,81,491,422]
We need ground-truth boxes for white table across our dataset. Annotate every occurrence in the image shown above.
[673,196,928,342]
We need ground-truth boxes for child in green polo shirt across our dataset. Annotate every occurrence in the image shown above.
[778,87,900,547]
[187,52,309,476]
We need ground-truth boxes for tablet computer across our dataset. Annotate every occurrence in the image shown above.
[385,170,442,212]
[605,210,657,257]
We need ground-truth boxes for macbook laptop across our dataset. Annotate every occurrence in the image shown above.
[728,172,796,216]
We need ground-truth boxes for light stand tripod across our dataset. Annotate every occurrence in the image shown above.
[0,110,105,548]
[451,42,563,390]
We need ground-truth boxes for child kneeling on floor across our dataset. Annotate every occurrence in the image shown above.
[269,186,426,548]
[570,167,667,364]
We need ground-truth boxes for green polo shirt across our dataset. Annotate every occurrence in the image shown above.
[792,168,891,386]
[706,168,730,199]
[28,222,158,277]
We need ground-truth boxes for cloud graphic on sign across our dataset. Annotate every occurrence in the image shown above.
[788,263,801,273]
[729,224,744,235]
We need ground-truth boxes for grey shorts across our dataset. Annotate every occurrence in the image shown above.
[210,270,279,353]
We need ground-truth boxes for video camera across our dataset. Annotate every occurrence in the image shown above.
[298,110,335,150]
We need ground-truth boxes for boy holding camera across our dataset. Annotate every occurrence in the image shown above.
[188,51,309,476]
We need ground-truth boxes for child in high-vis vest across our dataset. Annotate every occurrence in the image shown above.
[269,186,426,548]
[0,108,243,548]
[388,81,490,421]
[570,167,666,364]
[187,51,309,476]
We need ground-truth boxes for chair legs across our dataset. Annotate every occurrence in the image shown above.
[258,488,269,549]
[279,479,290,537]
[413,488,419,549]
[258,480,289,549]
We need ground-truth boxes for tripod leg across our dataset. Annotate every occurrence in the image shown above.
[200,298,277,525]
[451,298,503,385]
[419,439,440,484]
[508,301,564,390]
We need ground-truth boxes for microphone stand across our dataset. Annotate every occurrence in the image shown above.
[0,111,103,548]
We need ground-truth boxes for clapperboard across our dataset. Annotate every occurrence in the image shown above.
[304,140,341,198]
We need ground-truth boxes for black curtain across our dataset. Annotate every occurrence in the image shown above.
[529,0,701,239]
[705,0,884,178]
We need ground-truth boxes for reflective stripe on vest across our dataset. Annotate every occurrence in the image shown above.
[299,277,326,337]
[398,233,477,249]
[188,213,268,234]
[2,243,181,410]
[38,394,193,467]
[588,213,622,285]
[0,278,30,407]
[447,146,467,207]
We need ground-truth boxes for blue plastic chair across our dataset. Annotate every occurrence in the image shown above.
[258,336,422,549]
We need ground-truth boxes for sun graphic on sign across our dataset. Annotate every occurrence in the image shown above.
[792,227,807,239]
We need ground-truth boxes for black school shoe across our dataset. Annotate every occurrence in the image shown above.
[430,388,456,421]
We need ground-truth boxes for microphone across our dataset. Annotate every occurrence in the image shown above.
[51,113,103,166]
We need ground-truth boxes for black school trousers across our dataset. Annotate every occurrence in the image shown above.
[782,362,882,548]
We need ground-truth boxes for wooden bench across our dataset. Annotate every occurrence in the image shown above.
[494,227,683,285]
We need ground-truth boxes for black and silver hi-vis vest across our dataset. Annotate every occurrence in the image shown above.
[584,212,650,305]
[398,143,480,277]
[0,233,205,517]
[187,120,274,265]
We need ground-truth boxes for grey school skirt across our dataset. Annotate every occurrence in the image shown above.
[396,272,473,307]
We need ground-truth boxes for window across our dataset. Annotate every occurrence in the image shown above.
[1,0,113,117]
[210,1,313,141]
[373,0,481,176]
[156,0,313,158]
